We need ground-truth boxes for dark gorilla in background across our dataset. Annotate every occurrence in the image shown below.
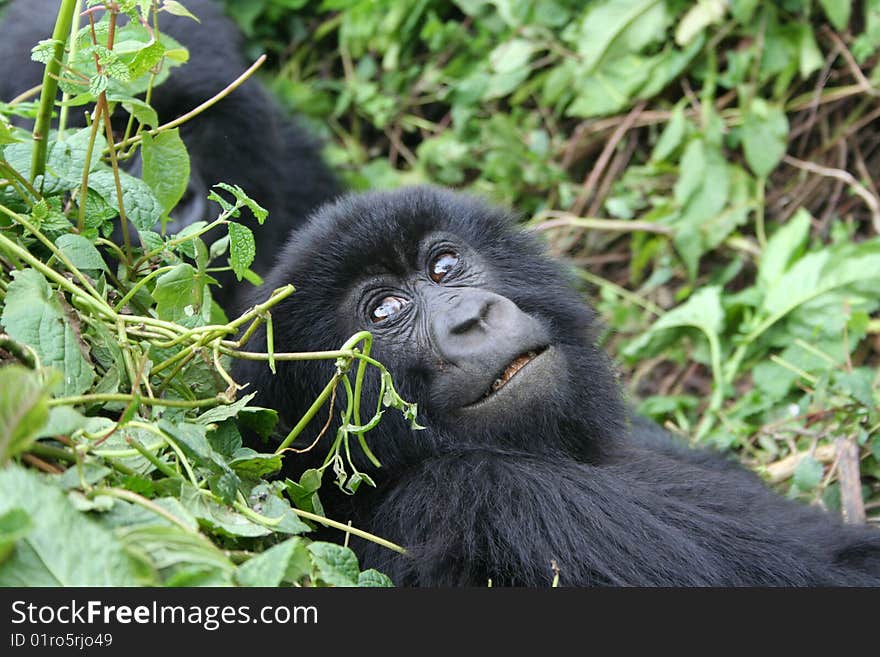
[234,186,880,586]
[0,0,341,312]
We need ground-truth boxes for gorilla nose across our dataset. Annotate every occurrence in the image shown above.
[447,294,493,335]
[430,288,545,367]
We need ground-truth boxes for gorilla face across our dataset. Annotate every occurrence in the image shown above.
[242,186,626,468]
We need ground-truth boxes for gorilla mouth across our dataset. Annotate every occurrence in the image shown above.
[483,346,548,400]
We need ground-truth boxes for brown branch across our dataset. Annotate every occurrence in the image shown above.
[836,436,867,524]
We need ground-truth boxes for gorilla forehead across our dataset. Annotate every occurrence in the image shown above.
[267,186,536,290]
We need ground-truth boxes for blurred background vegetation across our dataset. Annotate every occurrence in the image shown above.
[213,0,880,523]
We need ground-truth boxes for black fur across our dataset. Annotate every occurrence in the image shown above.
[0,0,341,312]
[235,186,880,587]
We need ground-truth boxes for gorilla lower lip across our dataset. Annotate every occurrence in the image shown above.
[485,348,545,398]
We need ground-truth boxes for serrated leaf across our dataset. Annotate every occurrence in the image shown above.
[88,169,162,232]
[142,129,191,217]
[1,269,95,396]
[55,233,109,273]
[30,39,61,64]
[228,222,256,282]
[358,569,394,587]
[308,542,360,586]
[0,366,50,463]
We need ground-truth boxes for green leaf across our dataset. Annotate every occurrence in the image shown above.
[793,455,823,492]
[55,233,109,273]
[228,222,256,282]
[763,239,880,325]
[758,208,812,289]
[30,39,60,64]
[818,0,851,31]
[650,102,686,162]
[577,0,670,73]
[1,269,95,396]
[675,0,727,46]
[229,449,284,479]
[88,169,162,232]
[236,537,310,586]
[162,0,202,21]
[142,129,191,218]
[798,25,824,79]
[0,508,33,564]
[0,366,50,463]
[741,99,789,177]
[0,464,153,585]
[358,569,394,587]
[308,541,360,586]
[152,263,202,321]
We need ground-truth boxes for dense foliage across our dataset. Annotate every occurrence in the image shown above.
[0,0,878,586]
[225,0,880,519]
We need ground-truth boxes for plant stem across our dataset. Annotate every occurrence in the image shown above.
[30,0,78,182]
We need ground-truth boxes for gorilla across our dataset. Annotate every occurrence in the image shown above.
[234,186,880,587]
[0,0,340,312]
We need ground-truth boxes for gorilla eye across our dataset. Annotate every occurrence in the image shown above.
[371,295,410,323]
[429,251,459,282]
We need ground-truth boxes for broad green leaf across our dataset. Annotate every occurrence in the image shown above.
[228,222,256,282]
[1,269,95,396]
[0,508,33,563]
[229,449,284,479]
[489,38,535,74]
[142,129,191,217]
[55,233,109,273]
[127,39,167,78]
[236,537,310,586]
[763,240,880,321]
[116,525,232,581]
[577,0,670,73]
[152,263,202,321]
[675,0,727,46]
[358,569,394,587]
[741,99,789,177]
[36,406,87,439]
[0,464,152,585]
[116,96,159,128]
[818,0,851,31]
[3,127,105,194]
[308,542,360,586]
[758,208,812,289]
[623,286,724,365]
[196,392,258,425]
[88,169,162,232]
[0,366,50,462]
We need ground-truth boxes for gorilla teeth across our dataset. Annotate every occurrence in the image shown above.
[485,350,541,397]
